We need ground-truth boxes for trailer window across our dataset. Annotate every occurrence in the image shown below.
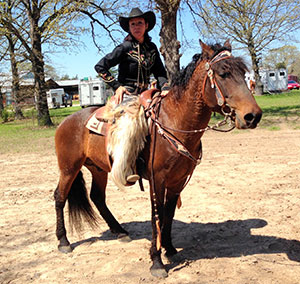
[93,86,99,91]
[279,71,285,76]
[269,72,275,77]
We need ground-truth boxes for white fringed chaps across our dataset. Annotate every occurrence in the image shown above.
[105,98,148,189]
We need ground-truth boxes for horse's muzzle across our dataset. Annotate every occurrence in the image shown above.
[240,111,262,129]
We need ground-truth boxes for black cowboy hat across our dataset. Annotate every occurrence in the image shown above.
[119,8,156,33]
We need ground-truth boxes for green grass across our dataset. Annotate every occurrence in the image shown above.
[209,90,300,130]
[0,91,299,154]
[255,90,300,113]
[49,106,81,125]
[255,90,300,129]
[0,105,81,154]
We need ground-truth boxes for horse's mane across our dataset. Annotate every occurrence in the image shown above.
[171,43,248,90]
[171,53,202,88]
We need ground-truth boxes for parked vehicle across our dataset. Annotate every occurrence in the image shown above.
[260,68,288,93]
[62,93,72,107]
[288,80,300,90]
[79,78,111,107]
[288,74,299,83]
[47,88,72,108]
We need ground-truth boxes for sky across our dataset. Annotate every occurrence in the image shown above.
[43,8,300,80]
[49,34,200,81]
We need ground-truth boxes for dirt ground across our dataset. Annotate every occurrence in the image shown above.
[1,127,300,284]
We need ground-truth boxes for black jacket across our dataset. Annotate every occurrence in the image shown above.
[95,36,169,92]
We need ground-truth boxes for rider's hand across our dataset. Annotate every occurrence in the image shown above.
[115,86,130,104]
[161,90,169,97]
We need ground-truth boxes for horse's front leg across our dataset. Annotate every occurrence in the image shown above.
[161,190,179,257]
[149,186,168,278]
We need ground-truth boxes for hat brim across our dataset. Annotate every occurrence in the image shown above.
[119,11,156,33]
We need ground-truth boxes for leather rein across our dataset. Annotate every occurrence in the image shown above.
[147,50,236,166]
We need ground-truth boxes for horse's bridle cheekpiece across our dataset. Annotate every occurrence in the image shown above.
[204,50,232,107]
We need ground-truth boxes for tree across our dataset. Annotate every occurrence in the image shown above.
[0,0,28,119]
[263,45,300,77]
[0,86,4,115]
[0,0,85,125]
[60,74,70,80]
[6,32,25,119]
[153,0,181,83]
[290,57,300,79]
[44,64,59,80]
[186,0,300,95]
[77,0,134,50]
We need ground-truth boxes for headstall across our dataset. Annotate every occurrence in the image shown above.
[203,50,232,107]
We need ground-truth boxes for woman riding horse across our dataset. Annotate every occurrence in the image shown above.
[95,7,169,187]
[54,39,262,278]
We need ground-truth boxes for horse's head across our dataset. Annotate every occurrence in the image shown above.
[200,40,262,129]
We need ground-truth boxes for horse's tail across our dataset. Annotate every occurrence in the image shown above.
[67,171,98,232]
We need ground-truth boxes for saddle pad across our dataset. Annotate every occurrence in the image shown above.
[86,112,108,136]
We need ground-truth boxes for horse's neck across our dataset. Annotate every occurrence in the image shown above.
[161,82,212,151]
[167,78,212,130]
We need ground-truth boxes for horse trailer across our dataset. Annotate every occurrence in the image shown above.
[260,68,288,93]
[79,79,111,107]
[46,88,71,108]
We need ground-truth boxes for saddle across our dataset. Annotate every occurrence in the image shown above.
[86,88,161,136]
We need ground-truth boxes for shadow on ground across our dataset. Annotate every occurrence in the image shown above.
[71,218,300,271]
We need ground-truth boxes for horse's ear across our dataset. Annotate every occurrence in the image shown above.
[224,39,232,51]
[199,39,214,59]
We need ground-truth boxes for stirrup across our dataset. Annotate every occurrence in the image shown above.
[126,174,140,183]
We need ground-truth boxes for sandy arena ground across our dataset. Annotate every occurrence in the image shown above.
[1,127,300,283]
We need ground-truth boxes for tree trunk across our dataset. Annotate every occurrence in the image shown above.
[29,7,53,126]
[155,0,181,83]
[249,48,263,95]
[7,34,25,120]
[0,90,4,115]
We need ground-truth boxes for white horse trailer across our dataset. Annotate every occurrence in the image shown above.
[79,79,111,107]
[260,68,288,93]
[47,88,64,108]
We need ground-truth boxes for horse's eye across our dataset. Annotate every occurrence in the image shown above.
[220,72,230,79]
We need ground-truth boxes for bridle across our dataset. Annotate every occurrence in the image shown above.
[203,50,232,108]
[149,49,236,150]
[147,49,237,165]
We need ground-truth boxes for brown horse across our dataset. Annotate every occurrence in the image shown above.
[54,40,262,278]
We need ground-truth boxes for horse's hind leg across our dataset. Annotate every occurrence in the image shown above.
[54,172,78,253]
[89,169,129,240]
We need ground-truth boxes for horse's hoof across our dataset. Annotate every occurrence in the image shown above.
[117,233,132,243]
[150,263,168,278]
[58,245,73,253]
[165,247,178,257]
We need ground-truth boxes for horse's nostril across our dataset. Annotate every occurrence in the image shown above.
[244,112,262,127]
[244,113,255,124]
